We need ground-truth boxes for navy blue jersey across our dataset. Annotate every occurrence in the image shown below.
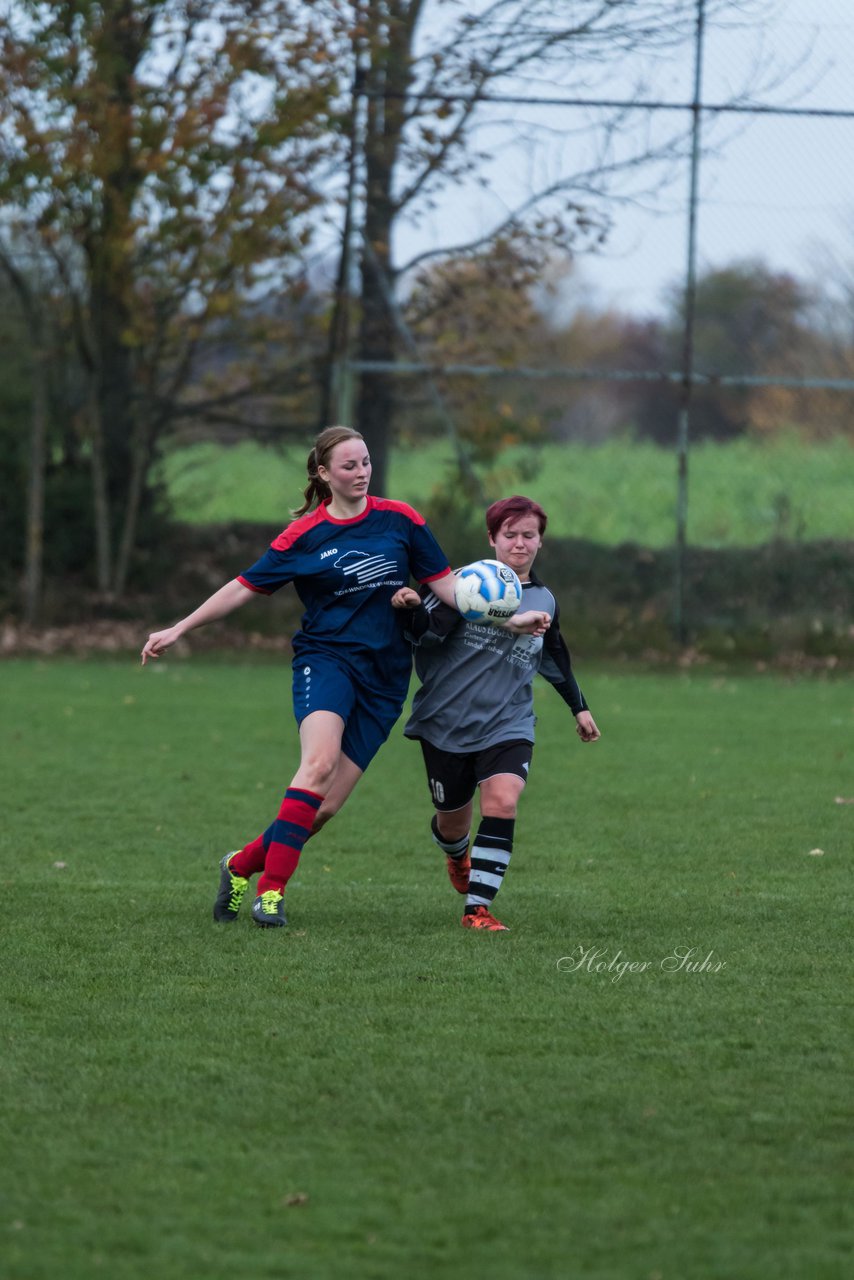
[238,496,451,699]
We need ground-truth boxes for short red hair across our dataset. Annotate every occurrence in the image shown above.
[485,495,548,540]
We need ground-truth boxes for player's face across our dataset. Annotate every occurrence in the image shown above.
[489,515,543,581]
[318,439,372,504]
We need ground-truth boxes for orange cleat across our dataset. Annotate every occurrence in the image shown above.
[461,905,509,931]
[446,852,471,894]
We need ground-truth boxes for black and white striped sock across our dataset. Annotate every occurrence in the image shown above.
[430,814,469,860]
[465,817,515,910]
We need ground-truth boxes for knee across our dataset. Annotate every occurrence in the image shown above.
[486,804,517,821]
[299,751,339,795]
[482,791,519,821]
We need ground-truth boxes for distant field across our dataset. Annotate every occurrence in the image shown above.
[156,436,854,546]
[2,659,852,1278]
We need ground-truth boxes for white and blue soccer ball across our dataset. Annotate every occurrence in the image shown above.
[453,559,523,624]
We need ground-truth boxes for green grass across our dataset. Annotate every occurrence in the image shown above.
[156,435,854,547]
[1,658,853,1279]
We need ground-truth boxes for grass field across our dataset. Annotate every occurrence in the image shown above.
[2,657,852,1279]
[156,435,854,547]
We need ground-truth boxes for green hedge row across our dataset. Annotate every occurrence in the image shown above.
[156,525,854,662]
[535,537,854,659]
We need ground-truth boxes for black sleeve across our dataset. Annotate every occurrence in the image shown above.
[538,598,589,716]
[404,586,461,645]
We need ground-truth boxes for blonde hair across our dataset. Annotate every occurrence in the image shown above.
[292,425,365,517]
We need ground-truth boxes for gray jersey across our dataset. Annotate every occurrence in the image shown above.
[403,574,588,753]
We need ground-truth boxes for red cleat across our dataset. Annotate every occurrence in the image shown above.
[446,853,471,894]
[461,905,509,931]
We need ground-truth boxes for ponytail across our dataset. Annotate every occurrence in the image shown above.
[292,446,331,517]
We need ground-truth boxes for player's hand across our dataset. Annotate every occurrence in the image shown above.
[141,625,183,665]
[391,587,421,609]
[502,609,551,636]
[575,711,600,742]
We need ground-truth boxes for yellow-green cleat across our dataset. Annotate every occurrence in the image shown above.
[213,852,249,922]
[251,889,287,928]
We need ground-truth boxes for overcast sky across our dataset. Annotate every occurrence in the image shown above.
[396,0,854,318]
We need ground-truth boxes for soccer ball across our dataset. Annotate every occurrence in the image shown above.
[453,559,523,623]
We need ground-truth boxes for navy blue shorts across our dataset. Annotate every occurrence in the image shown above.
[292,653,404,772]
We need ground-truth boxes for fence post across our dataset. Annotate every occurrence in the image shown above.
[674,0,707,646]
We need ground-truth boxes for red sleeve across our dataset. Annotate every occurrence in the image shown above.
[271,507,326,551]
[236,575,271,595]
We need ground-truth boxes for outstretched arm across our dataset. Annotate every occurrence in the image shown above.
[141,579,255,664]
[391,573,457,614]
[425,571,458,610]
[501,609,551,637]
[393,577,550,636]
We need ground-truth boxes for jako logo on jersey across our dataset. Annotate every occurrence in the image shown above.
[334,549,398,585]
[320,547,338,559]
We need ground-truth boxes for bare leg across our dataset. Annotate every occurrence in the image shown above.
[478,773,525,820]
[311,753,364,833]
[463,773,526,927]
[255,712,347,898]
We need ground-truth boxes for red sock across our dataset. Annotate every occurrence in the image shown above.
[256,789,323,895]
[229,833,267,878]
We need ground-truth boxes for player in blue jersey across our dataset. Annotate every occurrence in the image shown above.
[141,429,550,929]
[392,495,600,932]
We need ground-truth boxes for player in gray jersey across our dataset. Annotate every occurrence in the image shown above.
[392,496,600,931]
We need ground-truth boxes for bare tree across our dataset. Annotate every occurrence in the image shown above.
[0,0,340,600]
[319,0,782,494]
[0,242,52,623]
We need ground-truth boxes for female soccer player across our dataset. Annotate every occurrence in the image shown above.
[141,429,548,929]
[392,495,600,932]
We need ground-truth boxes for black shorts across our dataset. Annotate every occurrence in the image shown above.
[415,738,533,812]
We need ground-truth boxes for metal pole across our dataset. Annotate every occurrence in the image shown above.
[674,0,706,646]
[348,361,854,394]
[320,56,366,429]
